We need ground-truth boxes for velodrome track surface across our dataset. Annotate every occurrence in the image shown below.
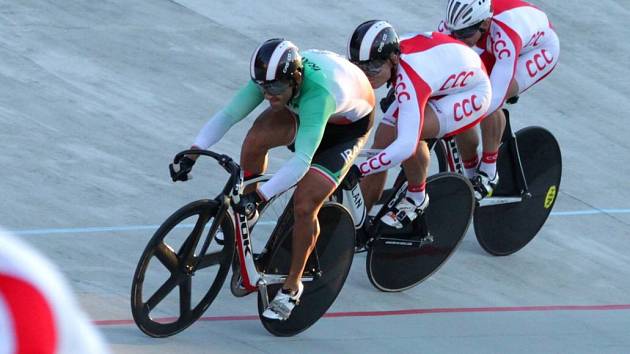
[2,0,629,352]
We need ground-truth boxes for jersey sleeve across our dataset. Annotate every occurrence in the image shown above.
[359,62,431,176]
[487,20,523,114]
[258,91,337,199]
[193,80,264,149]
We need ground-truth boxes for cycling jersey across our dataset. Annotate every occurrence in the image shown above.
[359,32,491,176]
[193,50,374,199]
[0,229,110,354]
[438,0,560,113]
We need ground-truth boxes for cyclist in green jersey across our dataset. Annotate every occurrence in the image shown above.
[170,39,375,320]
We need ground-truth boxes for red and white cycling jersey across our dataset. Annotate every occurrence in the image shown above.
[360,32,491,176]
[438,0,560,114]
[0,229,109,354]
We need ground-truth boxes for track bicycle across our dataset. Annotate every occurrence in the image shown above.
[432,101,562,255]
[130,149,355,337]
[335,150,475,292]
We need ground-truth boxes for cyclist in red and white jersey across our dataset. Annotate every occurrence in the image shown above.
[348,20,491,228]
[0,229,110,354]
[438,0,560,199]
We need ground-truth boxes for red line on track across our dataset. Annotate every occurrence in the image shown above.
[94,304,630,326]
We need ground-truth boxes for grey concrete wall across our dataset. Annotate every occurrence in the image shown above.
[1,1,629,353]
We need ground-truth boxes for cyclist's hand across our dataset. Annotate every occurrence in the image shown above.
[380,86,396,113]
[169,156,196,182]
[234,191,262,217]
[341,165,362,190]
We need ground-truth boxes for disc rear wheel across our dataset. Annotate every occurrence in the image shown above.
[474,126,562,255]
[366,173,474,292]
[257,202,355,336]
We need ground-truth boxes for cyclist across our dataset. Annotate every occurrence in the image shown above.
[0,229,110,354]
[438,0,560,199]
[170,39,375,320]
[348,20,491,228]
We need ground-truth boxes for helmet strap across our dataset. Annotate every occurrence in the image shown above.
[288,68,304,103]
[288,80,300,103]
[386,59,397,88]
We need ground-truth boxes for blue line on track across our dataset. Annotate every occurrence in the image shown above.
[7,209,630,236]
[549,209,630,216]
[9,221,277,236]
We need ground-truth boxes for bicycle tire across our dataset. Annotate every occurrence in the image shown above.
[366,172,474,292]
[474,126,562,255]
[131,199,235,337]
[257,202,355,336]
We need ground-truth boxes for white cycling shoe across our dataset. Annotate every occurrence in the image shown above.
[473,171,499,201]
[380,194,430,229]
[262,282,304,321]
[215,210,259,245]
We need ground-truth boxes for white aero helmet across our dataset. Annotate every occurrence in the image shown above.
[445,0,493,31]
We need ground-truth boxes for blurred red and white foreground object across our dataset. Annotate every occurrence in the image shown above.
[0,228,110,354]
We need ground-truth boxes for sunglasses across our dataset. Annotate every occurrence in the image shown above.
[354,59,387,76]
[451,22,484,40]
[254,79,292,96]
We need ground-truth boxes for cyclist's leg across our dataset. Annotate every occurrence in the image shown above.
[241,107,297,192]
[283,170,337,291]
[399,102,442,202]
[378,104,438,227]
[432,79,492,192]
[479,29,559,184]
[455,128,481,178]
[479,85,513,167]
[513,28,560,96]
[284,117,371,291]
[361,100,438,209]
[435,79,491,141]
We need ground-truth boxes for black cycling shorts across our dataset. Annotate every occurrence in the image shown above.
[289,110,374,185]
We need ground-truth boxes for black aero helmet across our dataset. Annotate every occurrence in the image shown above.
[347,20,400,63]
[250,38,302,84]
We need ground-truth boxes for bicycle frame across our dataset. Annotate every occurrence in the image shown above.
[174,150,314,306]
[232,176,320,301]
[438,110,532,207]
[440,138,465,176]
[174,150,317,308]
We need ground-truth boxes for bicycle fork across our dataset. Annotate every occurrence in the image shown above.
[503,110,532,200]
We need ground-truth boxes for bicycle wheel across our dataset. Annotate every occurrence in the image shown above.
[366,173,474,292]
[257,202,355,336]
[474,126,562,255]
[131,199,235,337]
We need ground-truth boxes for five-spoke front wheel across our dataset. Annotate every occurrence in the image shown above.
[130,199,235,337]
